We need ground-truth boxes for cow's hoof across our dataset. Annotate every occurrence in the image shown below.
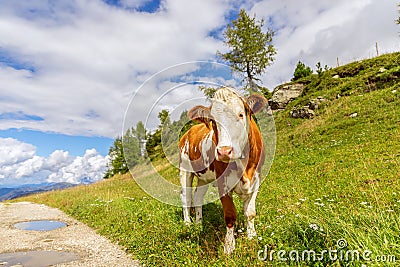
[224,227,235,254]
[224,240,235,255]
[247,228,257,239]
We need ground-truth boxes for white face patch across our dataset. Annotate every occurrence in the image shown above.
[211,92,249,160]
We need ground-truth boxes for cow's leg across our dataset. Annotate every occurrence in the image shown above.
[242,190,258,239]
[193,179,209,224]
[180,169,194,224]
[242,172,260,238]
[220,194,237,254]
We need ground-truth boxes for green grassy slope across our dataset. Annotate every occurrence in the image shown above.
[16,52,400,266]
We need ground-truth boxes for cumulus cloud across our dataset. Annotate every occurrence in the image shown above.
[0,138,109,186]
[0,0,398,137]
[0,0,230,137]
[252,0,400,88]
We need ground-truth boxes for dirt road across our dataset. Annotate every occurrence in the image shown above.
[0,202,140,267]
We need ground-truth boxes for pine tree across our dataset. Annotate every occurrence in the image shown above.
[292,61,313,81]
[217,9,276,93]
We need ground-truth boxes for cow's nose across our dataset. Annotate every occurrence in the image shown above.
[217,146,233,160]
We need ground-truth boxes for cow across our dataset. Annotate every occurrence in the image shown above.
[179,87,267,254]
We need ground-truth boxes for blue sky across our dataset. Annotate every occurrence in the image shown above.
[0,129,112,157]
[0,0,399,186]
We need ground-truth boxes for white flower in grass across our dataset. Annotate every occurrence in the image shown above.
[258,236,263,241]
[360,202,368,205]
[299,197,307,202]
[309,224,319,231]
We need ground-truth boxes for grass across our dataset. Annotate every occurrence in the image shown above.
[15,52,400,266]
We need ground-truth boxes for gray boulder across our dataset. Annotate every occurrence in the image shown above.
[290,106,315,119]
[269,83,305,110]
[309,96,326,110]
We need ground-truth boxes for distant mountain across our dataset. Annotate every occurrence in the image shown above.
[0,182,77,202]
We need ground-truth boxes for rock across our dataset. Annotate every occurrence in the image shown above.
[379,67,387,73]
[309,97,326,110]
[269,83,305,110]
[349,112,358,118]
[290,106,315,119]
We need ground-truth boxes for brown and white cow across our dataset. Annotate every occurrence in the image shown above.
[179,87,266,254]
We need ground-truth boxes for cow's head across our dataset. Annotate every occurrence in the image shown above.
[188,87,267,163]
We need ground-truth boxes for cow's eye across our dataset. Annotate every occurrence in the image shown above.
[238,113,244,119]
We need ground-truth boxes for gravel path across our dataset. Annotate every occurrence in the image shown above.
[0,202,140,267]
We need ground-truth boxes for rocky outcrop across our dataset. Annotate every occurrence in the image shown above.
[290,106,315,119]
[268,83,305,110]
[290,97,326,119]
[308,96,326,110]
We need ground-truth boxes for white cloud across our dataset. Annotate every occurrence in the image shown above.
[0,137,36,165]
[0,0,398,137]
[251,0,400,88]
[0,137,109,186]
[47,149,109,184]
[0,0,230,137]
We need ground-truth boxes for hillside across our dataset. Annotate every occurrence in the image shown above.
[15,52,400,266]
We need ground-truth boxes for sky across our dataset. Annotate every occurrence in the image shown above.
[0,0,399,186]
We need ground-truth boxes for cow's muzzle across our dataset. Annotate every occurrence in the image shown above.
[216,146,233,162]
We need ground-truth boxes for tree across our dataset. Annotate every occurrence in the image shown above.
[104,121,146,178]
[104,137,128,178]
[123,127,141,169]
[217,9,276,93]
[198,85,217,100]
[158,109,171,127]
[292,61,313,81]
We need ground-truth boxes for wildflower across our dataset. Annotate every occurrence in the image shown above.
[360,202,368,205]
[271,232,275,236]
[299,197,307,202]
[258,236,263,241]
[309,224,319,231]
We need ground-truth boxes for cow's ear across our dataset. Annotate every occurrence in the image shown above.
[246,94,267,114]
[188,105,212,124]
